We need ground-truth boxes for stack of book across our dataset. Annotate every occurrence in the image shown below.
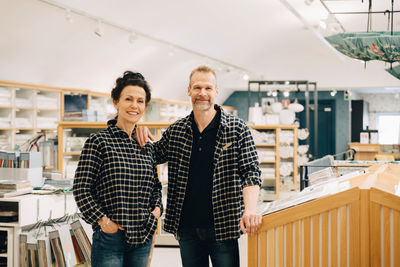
[0,180,32,198]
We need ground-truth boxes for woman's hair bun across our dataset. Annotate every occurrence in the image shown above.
[123,71,145,81]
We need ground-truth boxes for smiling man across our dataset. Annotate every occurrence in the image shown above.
[136,66,261,267]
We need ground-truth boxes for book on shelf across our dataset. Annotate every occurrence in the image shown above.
[70,229,85,264]
[0,187,32,198]
[27,243,39,267]
[37,240,48,267]
[70,220,92,265]
[19,235,28,267]
[49,230,67,267]
[0,179,31,190]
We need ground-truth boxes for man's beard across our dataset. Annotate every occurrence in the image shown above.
[194,99,212,111]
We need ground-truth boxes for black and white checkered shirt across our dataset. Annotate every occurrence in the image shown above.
[154,105,261,242]
[73,119,162,246]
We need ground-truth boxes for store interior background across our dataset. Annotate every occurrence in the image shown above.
[1,1,400,266]
[1,0,400,159]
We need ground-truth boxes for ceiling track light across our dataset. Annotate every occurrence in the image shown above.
[330,90,337,97]
[283,91,290,98]
[65,8,72,23]
[128,32,138,44]
[94,19,103,37]
[38,0,260,80]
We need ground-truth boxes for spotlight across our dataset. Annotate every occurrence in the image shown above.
[128,32,138,44]
[65,9,73,23]
[242,74,249,81]
[283,91,290,98]
[272,91,278,97]
[330,90,337,97]
[304,0,314,5]
[94,20,103,37]
[267,90,272,97]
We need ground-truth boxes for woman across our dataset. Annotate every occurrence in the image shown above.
[73,71,162,267]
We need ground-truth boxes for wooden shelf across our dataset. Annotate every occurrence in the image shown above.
[256,144,275,147]
[260,161,276,164]
[251,125,298,199]
[15,106,35,110]
[64,152,81,156]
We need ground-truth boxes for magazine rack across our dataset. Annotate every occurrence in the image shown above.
[248,164,400,267]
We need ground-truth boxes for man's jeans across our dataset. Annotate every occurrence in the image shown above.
[177,227,239,267]
[91,229,152,267]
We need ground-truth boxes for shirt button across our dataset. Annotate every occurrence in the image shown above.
[199,136,202,140]
[199,147,202,151]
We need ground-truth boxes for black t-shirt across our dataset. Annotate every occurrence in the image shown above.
[179,109,221,228]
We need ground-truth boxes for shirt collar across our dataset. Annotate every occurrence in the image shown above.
[107,119,137,138]
[186,104,228,129]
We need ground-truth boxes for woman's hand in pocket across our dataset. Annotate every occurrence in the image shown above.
[151,207,161,219]
[98,216,124,234]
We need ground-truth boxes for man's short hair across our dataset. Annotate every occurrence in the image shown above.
[189,66,217,86]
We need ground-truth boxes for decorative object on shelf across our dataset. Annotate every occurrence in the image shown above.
[298,145,309,155]
[279,162,293,177]
[298,128,309,140]
[280,145,293,159]
[279,109,295,125]
[288,99,304,113]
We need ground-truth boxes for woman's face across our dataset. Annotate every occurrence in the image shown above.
[113,85,147,125]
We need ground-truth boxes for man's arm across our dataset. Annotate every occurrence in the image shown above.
[240,185,262,234]
[135,126,170,165]
[237,123,262,234]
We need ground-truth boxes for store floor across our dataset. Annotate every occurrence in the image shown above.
[150,235,248,267]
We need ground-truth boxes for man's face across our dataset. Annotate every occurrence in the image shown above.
[188,71,219,111]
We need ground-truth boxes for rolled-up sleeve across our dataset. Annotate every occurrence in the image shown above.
[153,127,171,165]
[237,124,262,188]
[73,135,105,225]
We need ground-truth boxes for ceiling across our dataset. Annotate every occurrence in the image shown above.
[0,0,399,103]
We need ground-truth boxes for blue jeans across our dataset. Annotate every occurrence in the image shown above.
[91,229,152,267]
[177,227,239,267]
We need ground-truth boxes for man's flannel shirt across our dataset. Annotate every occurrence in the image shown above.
[154,105,261,242]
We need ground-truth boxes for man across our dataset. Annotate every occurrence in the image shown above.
[137,66,261,267]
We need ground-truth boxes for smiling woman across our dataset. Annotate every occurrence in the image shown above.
[73,71,162,267]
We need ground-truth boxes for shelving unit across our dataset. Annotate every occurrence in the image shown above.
[0,80,113,152]
[251,125,298,200]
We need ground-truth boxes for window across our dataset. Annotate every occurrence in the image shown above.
[376,113,400,144]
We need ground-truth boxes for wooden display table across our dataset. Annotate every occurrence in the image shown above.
[248,164,400,267]
[349,143,381,161]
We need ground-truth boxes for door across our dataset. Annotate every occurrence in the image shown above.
[297,100,335,159]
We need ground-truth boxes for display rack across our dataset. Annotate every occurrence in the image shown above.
[248,163,400,267]
[0,80,112,152]
[0,193,78,266]
[248,80,318,158]
[251,125,298,200]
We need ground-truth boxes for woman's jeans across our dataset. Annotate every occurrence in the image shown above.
[177,227,239,267]
[91,229,152,267]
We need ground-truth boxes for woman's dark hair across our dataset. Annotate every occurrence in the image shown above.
[111,71,151,105]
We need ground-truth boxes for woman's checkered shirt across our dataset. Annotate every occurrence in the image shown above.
[73,120,163,246]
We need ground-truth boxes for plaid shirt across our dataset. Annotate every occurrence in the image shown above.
[73,119,162,246]
[154,105,261,242]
